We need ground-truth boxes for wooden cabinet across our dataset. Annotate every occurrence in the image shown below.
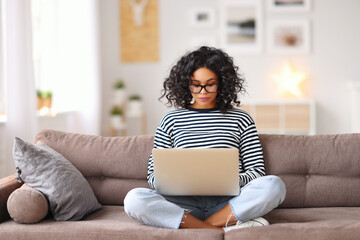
[239,99,316,135]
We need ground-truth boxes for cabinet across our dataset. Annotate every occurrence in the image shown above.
[238,99,316,135]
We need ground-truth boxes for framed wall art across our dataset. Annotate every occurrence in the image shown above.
[267,19,310,54]
[188,7,216,28]
[220,0,263,54]
[120,0,159,62]
[268,0,311,12]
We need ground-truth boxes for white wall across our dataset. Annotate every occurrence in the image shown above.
[0,124,6,176]
[99,0,360,136]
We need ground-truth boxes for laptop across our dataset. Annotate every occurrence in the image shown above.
[152,148,240,196]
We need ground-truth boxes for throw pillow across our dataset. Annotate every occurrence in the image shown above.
[13,137,102,221]
[7,184,49,224]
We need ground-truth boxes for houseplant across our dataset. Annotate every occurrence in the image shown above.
[127,94,143,118]
[110,105,124,130]
[37,90,52,111]
[113,79,126,104]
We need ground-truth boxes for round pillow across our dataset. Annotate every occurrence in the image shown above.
[7,184,48,224]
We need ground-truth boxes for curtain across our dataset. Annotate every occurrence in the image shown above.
[52,0,101,136]
[3,0,38,176]
[1,0,101,177]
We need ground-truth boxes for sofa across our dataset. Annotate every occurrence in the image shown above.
[0,129,360,240]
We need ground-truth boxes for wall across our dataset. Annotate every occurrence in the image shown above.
[101,0,360,135]
[0,124,6,177]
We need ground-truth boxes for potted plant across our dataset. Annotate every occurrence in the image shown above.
[110,105,124,130]
[128,94,143,118]
[42,91,52,109]
[37,90,52,111]
[113,79,126,104]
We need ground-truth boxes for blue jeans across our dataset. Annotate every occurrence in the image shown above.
[124,175,286,229]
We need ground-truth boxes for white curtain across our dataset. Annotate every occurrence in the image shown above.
[3,0,38,176]
[52,0,101,136]
[1,0,101,177]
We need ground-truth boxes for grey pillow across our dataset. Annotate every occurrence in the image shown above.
[13,137,102,221]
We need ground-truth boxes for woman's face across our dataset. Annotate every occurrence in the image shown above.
[189,67,219,109]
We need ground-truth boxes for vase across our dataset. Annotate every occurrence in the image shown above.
[127,100,143,118]
[110,115,124,130]
[113,89,126,105]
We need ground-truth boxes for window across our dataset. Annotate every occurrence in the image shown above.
[31,0,55,97]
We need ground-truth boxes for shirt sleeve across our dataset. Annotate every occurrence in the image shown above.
[238,122,266,187]
[147,125,173,189]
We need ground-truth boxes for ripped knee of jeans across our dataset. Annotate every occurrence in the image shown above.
[181,209,192,224]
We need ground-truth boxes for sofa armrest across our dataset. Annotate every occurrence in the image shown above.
[0,174,23,223]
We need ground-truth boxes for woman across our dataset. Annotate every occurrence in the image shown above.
[124,46,286,233]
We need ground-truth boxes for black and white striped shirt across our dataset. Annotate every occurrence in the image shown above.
[147,107,266,189]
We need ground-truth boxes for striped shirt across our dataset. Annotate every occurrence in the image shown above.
[147,107,266,189]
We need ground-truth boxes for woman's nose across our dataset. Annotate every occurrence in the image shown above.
[200,87,207,94]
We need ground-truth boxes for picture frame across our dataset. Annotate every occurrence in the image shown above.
[220,0,263,54]
[268,0,311,12]
[267,19,310,54]
[188,7,216,28]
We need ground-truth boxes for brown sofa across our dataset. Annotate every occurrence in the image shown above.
[1,130,360,240]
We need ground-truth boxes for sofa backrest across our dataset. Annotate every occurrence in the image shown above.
[260,134,360,208]
[36,130,360,208]
[36,130,154,205]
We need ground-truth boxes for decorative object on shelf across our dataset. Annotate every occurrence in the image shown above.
[120,0,159,62]
[37,90,52,114]
[188,7,216,28]
[113,79,127,105]
[110,106,124,130]
[267,19,310,54]
[268,0,311,12]
[220,0,263,54]
[273,62,306,98]
[127,94,143,118]
[126,94,146,136]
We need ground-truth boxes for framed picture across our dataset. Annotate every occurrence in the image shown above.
[188,7,216,28]
[267,19,310,54]
[268,0,311,12]
[220,0,263,54]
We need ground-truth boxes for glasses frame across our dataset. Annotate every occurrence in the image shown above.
[189,83,219,94]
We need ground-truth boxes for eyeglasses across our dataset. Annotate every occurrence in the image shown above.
[189,83,219,94]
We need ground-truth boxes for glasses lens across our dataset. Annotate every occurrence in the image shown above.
[205,84,218,93]
[190,85,201,93]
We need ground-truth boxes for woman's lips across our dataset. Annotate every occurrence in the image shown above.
[198,97,210,102]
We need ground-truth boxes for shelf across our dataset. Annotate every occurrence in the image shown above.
[239,99,316,135]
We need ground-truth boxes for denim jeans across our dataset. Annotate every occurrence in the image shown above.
[124,175,286,229]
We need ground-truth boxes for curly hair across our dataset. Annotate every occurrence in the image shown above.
[159,46,246,113]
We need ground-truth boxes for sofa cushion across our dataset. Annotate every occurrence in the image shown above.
[260,134,360,208]
[0,206,223,240]
[13,137,102,221]
[7,184,48,224]
[224,207,360,240]
[35,130,154,205]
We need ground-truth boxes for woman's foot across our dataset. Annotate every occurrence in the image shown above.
[223,217,269,232]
